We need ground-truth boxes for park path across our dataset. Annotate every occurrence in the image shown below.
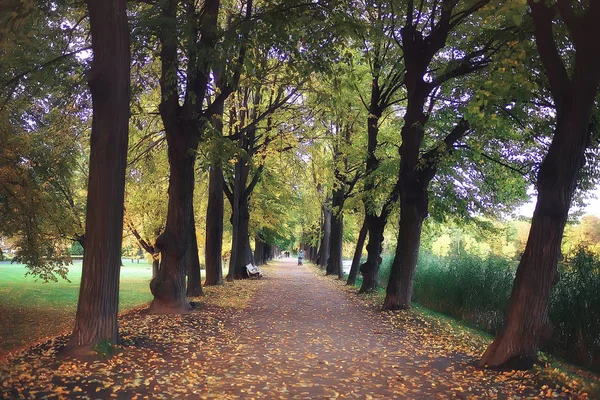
[194,259,543,399]
[1,259,586,399]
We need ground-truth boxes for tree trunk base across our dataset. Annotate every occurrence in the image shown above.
[381,298,410,311]
[59,340,120,361]
[479,333,539,370]
[148,299,192,314]
[357,287,376,294]
[204,279,224,286]
[479,352,538,371]
[186,287,204,297]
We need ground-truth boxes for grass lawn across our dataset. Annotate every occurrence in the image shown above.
[0,260,155,355]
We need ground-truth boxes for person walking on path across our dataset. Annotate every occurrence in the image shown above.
[298,249,304,265]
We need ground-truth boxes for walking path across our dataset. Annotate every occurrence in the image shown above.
[0,259,594,399]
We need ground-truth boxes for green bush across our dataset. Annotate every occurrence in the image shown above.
[69,241,84,256]
[378,253,395,287]
[396,248,600,370]
[411,251,514,333]
[549,248,600,369]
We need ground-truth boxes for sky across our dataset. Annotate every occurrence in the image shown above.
[517,186,600,218]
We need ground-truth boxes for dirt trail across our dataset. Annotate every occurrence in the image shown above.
[1,259,590,399]
[195,260,543,399]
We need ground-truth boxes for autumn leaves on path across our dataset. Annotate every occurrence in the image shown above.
[0,260,594,399]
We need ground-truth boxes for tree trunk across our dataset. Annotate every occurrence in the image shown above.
[204,165,224,285]
[479,1,600,369]
[149,131,196,314]
[66,0,130,356]
[383,193,427,309]
[359,215,385,293]
[186,212,203,297]
[311,245,319,264]
[383,101,429,309]
[317,202,332,268]
[254,237,269,266]
[480,116,590,367]
[327,187,345,278]
[228,174,251,279]
[347,218,368,286]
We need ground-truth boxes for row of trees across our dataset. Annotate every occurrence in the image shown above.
[2,0,599,368]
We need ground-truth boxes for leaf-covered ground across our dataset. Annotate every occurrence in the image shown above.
[1,259,598,399]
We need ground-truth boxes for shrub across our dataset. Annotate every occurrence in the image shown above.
[400,247,600,370]
[411,251,514,333]
[549,247,600,370]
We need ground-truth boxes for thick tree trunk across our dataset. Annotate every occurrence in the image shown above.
[383,194,427,309]
[186,212,203,297]
[229,189,251,279]
[480,119,589,368]
[327,188,345,278]
[359,215,385,293]
[204,92,225,286]
[383,101,429,309]
[204,165,224,285]
[317,203,332,268]
[310,245,318,264]
[347,218,368,286]
[66,0,130,355]
[149,131,197,314]
[254,237,269,266]
[479,1,600,369]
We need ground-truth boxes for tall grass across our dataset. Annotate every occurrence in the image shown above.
[550,248,600,368]
[376,248,600,370]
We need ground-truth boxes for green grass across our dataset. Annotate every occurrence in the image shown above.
[0,260,154,354]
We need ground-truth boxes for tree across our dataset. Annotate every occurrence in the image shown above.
[66,0,130,354]
[0,1,89,281]
[480,1,600,368]
[149,0,247,313]
[382,0,532,309]
[346,0,405,293]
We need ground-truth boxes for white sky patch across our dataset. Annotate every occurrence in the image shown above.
[517,186,600,218]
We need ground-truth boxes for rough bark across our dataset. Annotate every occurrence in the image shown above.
[228,170,251,279]
[149,130,196,313]
[66,0,130,356]
[254,237,269,266]
[327,187,345,279]
[186,212,203,297]
[149,0,224,312]
[358,79,387,293]
[385,118,469,309]
[480,0,600,368]
[383,198,426,309]
[204,97,224,286]
[204,165,225,285]
[358,215,385,293]
[347,218,368,286]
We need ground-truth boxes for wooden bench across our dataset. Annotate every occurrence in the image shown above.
[246,264,263,279]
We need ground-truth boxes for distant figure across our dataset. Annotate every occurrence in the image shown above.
[298,249,304,265]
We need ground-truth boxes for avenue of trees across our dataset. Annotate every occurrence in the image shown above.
[1,0,599,368]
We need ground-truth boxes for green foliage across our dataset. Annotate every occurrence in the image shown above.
[549,248,600,370]
[69,241,84,256]
[0,0,89,281]
[411,251,515,333]
[401,247,600,371]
